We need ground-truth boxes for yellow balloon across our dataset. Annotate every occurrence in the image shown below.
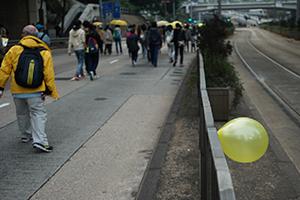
[218,117,269,163]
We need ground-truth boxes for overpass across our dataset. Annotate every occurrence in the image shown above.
[183,1,300,21]
[184,1,298,12]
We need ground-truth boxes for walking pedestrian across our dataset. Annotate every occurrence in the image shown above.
[125,25,132,57]
[184,24,191,53]
[143,26,151,63]
[191,32,196,52]
[0,35,5,65]
[127,28,140,67]
[0,24,7,37]
[140,24,147,58]
[54,23,61,38]
[103,25,113,55]
[165,25,174,63]
[36,24,51,47]
[0,25,59,152]
[113,25,122,55]
[147,22,162,67]
[96,25,104,55]
[68,20,86,81]
[85,24,101,80]
[171,23,186,67]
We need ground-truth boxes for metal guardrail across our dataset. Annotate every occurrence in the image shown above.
[197,51,236,200]
[7,37,69,49]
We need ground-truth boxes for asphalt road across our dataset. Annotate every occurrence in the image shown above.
[226,27,300,199]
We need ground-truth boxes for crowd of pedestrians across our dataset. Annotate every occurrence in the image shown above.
[0,20,198,153]
[1,20,198,80]
[121,21,197,67]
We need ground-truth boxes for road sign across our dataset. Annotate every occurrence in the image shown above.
[102,1,121,19]
[102,2,112,19]
[113,1,121,19]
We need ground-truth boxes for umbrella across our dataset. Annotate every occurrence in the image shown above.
[110,20,128,26]
[157,20,169,27]
[198,23,204,27]
[93,22,103,26]
[172,21,183,27]
[166,21,183,29]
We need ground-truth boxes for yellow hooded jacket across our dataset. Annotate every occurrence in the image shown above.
[0,36,59,99]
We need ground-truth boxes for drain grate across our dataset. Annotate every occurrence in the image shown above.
[55,77,73,80]
[94,98,107,101]
[119,72,137,75]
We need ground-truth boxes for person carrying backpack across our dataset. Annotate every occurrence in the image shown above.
[126,28,140,67]
[0,25,59,153]
[113,25,122,55]
[36,24,51,47]
[147,21,162,67]
[125,25,132,57]
[84,22,101,80]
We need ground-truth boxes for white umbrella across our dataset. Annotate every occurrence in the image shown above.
[157,20,169,27]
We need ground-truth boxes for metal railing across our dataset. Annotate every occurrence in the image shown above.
[6,37,69,49]
[197,51,236,200]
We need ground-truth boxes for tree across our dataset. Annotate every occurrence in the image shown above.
[198,15,243,109]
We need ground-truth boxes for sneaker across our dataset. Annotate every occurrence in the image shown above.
[93,75,100,79]
[180,63,184,67]
[74,74,80,81]
[132,61,136,67]
[33,143,53,153]
[90,71,94,81]
[173,60,177,67]
[21,137,32,143]
[80,74,85,78]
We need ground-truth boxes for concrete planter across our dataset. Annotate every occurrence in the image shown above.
[207,87,230,121]
[294,32,300,40]
[288,30,294,38]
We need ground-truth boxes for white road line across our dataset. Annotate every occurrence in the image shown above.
[0,103,10,109]
[110,59,119,64]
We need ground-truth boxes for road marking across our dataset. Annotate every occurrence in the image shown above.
[110,59,119,64]
[0,103,10,109]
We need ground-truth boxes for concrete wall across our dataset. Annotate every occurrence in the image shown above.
[0,0,46,40]
[0,0,29,39]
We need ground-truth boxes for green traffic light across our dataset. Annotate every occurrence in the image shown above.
[189,18,192,22]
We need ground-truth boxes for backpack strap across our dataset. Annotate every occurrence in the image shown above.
[40,33,46,40]
[18,43,46,52]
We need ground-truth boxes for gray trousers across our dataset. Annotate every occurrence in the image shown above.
[13,97,48,146]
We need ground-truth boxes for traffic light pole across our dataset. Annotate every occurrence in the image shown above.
[165,1,167,20]
[218,0,221,18]
[98,0,103,22]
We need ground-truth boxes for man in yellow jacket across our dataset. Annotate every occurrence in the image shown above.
[0,25,59,153]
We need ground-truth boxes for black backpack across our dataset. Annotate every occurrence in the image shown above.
[15,44,45,88]
[150,29,159,43]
